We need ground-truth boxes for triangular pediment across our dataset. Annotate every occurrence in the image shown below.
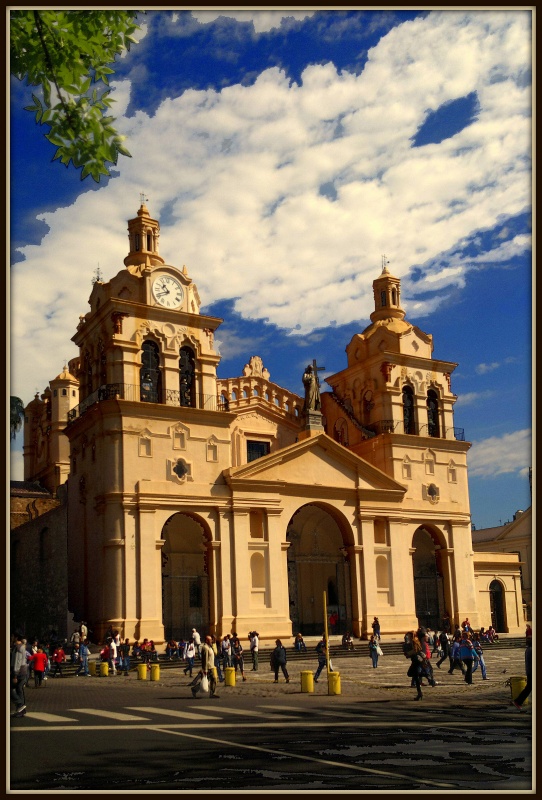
[224,432,406,498]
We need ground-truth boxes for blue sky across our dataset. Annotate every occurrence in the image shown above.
[10,9,532,529]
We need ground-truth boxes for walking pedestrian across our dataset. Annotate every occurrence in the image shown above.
[29,646,49,686]
[76,640,91,676]
[372,617,381,641]
[447,634,466,676]
[11,635,28,716]
[271,639,289,683]
[249,631,259,671]
[221,635,231,668]
[512,641,532,711]
[369,635,380,667]
[109,631,119,675]
[201,635,218,698]
[184,639,196,676]
[314,635,331,683]
[471,633,488,680]
[436,630,450,669]
[211,635,224,682]
[232,637,247,681]
[192,628,201,658]
[459,631,475,685]
[404,631,424,700]
[51,644,66,677]
[118,638,131,675]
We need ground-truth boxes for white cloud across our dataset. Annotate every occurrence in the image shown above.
[10,11,532,402]
[475,362,500,375]
[468,428,532,477]
[191,10,315,33]
[454,390,494,406]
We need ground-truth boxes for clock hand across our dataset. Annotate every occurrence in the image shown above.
[156,290,170,297]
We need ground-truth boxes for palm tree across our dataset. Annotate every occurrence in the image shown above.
[10,396,25,440]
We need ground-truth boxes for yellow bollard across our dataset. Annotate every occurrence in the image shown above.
[99,662,109,678]
[137,663,148,680]
[328,671,341,695]
[301,670,314,693]
[510,675,529,705]
[150,663,160,681]
[89,661,97,676]
[225,666,236,686]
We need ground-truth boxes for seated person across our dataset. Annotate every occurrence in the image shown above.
[293,632,307,652]
[342,632,354,650]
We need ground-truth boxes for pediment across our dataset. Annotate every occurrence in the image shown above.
[224,433,406,498]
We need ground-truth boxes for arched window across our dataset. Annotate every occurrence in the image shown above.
[402,385,416,434]
[179,346,195,407]
[140,340,162,403]
[334,418,348,446]
[391,288,397,305]
[380,290,387,307]
[135,233,140,252]
[146,231,152,251]
[427,389,440,437]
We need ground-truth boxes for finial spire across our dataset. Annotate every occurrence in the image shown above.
[140,191,148,206]
[381,255,390,274]
[92,264,103,285]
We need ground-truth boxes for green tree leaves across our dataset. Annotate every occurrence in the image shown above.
[10,396,25,440]
[11,10,142,182]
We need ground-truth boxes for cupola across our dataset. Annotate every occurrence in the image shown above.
[124,201,165,269]
[370,259,406,323]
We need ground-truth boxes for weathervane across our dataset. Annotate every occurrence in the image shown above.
[140,191,148,205]
[381,254,390,272]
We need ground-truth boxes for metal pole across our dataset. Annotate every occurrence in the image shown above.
[323,590,331,687]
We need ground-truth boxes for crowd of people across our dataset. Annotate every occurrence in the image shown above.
[11,617,532,712]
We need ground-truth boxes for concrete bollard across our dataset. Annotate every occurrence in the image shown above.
[328,671,341,695]
[225,666,236,686]
[137,663,148,680]
[300,670,314,693]
[99,662,109,678]
[150,663,160,681]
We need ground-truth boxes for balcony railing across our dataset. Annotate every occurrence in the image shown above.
[365,419,465,441]
[67,383,228,423]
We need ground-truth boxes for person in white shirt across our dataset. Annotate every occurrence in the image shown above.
[249,631,259,671]
[192,628,201,658]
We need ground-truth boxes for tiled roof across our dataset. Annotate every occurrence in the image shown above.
[10,480,52,497]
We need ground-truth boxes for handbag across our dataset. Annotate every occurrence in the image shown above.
[376,645,383,657]
[200,674,209,692]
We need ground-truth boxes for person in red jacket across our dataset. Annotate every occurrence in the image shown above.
[30,647,49,687]
[51,645,66,677]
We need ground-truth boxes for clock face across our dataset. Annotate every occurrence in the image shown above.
[152,275,184,309]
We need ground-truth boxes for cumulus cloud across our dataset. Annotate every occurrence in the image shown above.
[475,362,500,375]
[468,428,532,477]
[10,11,532,402]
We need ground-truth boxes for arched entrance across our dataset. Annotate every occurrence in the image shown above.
[412,527,446,630]
[161,513,211,640]
[286,504,353,636]
[489,580,506,632]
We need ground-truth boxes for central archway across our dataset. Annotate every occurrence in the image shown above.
[161,513,211,640]
[286,503,354,636]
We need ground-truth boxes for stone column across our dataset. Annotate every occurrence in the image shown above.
[135,508,165,643]
[448,521,479,629]
[208,540,221,636]
[231,508,251,627]
[389,518,418,630]
[216,510,234,632]
[345,545,363,637]
[357,516,376,636]
[101,501,125,637]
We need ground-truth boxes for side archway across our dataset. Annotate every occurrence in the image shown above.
[489,579,507,632]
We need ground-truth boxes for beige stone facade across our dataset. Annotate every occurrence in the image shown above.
[14,205,524,643]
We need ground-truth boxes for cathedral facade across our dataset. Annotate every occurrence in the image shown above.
[16,204,524,642]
